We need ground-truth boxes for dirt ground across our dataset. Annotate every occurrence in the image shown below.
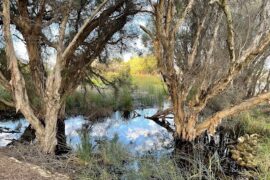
[0,153,70,180]
[0,144,87,180]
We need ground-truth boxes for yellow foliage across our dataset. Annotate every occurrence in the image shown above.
[128,55,157,75]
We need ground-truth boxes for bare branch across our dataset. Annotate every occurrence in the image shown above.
[172,0,195,35]
[40,33,57,49]
[140,25,155,40]
[58,0,72,52]
[195,91,270,136]
[188,14,207,68]
[195,30,270,112]
[145,108,174,133]
[62,0,109,60]
[220,0,236,62]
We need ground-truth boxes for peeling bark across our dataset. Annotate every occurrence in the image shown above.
[143,0,270,142]
[1,0,138,154]
[3,0,45,141]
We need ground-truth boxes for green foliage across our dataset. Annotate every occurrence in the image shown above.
[256,137,270,179]
[0,86,12,101]
[115,87,133,111]
[0,86,13,110]
[78,135,134,180]
[136,156,182,180]
[66,73,168,115]
[66,89,115,116]
[98,135,130,167]
[77,131,94,162]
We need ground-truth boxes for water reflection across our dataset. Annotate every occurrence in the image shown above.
[0,108,174,153]
[0,119,29,147]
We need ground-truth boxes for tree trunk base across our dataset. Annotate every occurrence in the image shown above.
[8,121,70,155]
[55,119,70,155]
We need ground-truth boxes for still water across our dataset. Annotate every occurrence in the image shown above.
[0,107,174,154]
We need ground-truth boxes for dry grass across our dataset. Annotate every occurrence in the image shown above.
[0,152,70,180]
[0,144,85,179]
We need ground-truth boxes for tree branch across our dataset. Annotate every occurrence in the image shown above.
[40,33,57,49]
[195,91,270,136]
[140,25,155,40]
[188,14,207,68]
[62,0,109,60]
[145,108,174,133]
[57,0,72,53]
[172,0,195,35]
[220,0,236,63]
[195,30,270,112]
[3,0,44,137]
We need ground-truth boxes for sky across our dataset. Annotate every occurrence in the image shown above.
[10,12,150,65]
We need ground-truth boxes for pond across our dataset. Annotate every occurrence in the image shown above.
[0,106,174,154]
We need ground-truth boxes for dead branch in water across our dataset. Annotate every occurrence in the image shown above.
[145,108,174,133]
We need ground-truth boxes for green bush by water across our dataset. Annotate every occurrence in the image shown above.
[66,74,168,116]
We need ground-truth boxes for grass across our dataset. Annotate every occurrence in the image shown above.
[66,87,133,116]
[75,107,270,180]
[66,74,168,116]
[76,133,229,180]
[256,137,270,179]
[77,134,134,180]
[236,109,270,136]
[132,74,168,107]
[233,109,270,179]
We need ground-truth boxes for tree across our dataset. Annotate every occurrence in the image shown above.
[1,0,138,154]
[142,0,270,142]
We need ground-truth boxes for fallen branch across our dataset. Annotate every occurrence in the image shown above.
[145,108,174,133]
[146,108,173,119]
[0,127,20,133]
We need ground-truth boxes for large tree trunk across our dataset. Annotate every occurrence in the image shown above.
[41,110,59,153]
[15,104,67,154]
[170,82,197,141]
[2,0,138,154]
[56,103,69,154]
[40,94,62,154]
[174,113,197,142]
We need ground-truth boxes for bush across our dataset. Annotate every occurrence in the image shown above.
[128,55,157,75]
[77,134,229,180]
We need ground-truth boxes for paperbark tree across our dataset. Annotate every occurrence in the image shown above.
[1,0,138,154]
[142,0,270,141]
